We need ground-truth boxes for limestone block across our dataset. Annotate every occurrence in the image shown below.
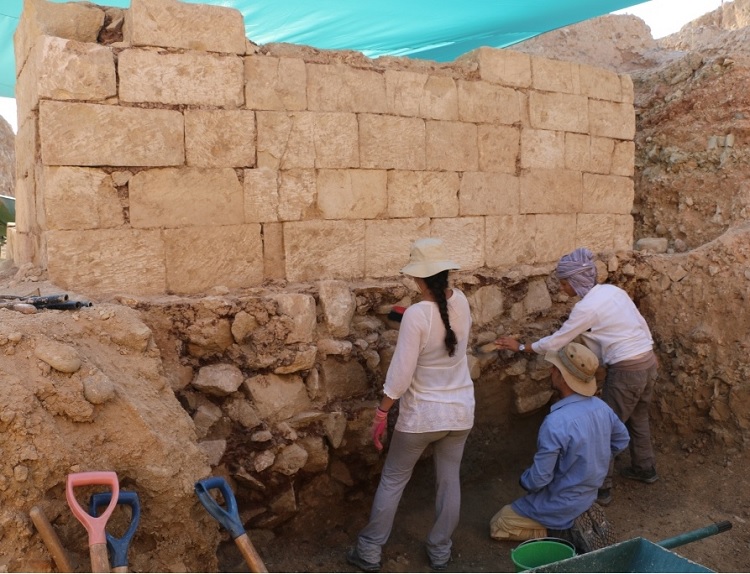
[359,114,425,170]
[274,347,317,374]
[578,64,623,102]
[244,373,313,422]
[635,237,669,253]
[459,172,519,216]
[119,49,244,107]
[528,92,588,134]
[364,218,430,277]
[589,100,635,140]
[385,70,427,117]
[564,133,590,172]
[590,137,615,174]
[429,217,484,271]
[318,339,352,356]
[14,175,35,234]
[185,110,256,168]
[520,129,565,169]
[458,80,521,125]
[313,113,359,168]
[485,215,535,268]
[426,121,478,172]
[319,358,368,401]
[245,56,307,111]
[125,0,246,54]
[231,311,259,344]
[193,403,223,439]
[324,412,347,449]
[582,174,634,214]
[42,167,123,230]
[387,171,459,218]
[520,169,582,214]
[283,220,365,282]
[130,168,243,228]
[421,76,460,120]
[300,436,329,473]
[262,222,285,280]
[272,293,317,344]
[164,225,263,294]
[273,444,309,476]
[467,285,504,326]
[620,75,635,104]
[531,56,579,94]
[614,215,635,251]
[15,0,104,76]
[16,37,115,127]
[34,338,81,373]
[39,101,184,167]
[278,169,316,221]
[224,396,262,429]
[463,47,531,88]
[576,213,615,253]
[524,279,552,315]
[257,112,315,170]
[317,169,387,220]
[192,363,244,397]
[612,141,635,177]
[244,168,279,223]
[478,124,520,173]
[46,229,166,295]
[534,214,577,263]
[307,64,386,113]
[318,280,356,337]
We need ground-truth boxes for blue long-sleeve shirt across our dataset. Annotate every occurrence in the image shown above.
[512,394,629,529]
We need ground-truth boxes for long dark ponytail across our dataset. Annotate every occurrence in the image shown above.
[423,270,457,357]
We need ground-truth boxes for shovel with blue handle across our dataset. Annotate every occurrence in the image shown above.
[195,477,268,573]
[89,491,141,573]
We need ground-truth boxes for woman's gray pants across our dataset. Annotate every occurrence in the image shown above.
[356,428,471,565]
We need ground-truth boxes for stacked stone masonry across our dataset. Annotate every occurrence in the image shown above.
[13,0,635,296]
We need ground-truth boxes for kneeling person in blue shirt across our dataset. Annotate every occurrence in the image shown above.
[490,342,629,545]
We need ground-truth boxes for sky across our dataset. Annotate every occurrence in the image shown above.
[0,0,726,134]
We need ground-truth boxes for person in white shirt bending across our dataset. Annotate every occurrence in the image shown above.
[347,237,475,573]
[495,247,658,507]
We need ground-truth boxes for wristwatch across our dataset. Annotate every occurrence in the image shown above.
[518,344,526,352]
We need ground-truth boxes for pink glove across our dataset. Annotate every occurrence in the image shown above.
[372,408,388,451]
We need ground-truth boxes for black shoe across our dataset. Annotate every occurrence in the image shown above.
[596,488,612,506]
[621,466,659,484]
[346,547,381,572]
[429,555,451,571]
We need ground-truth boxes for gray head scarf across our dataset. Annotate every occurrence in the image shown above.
[556,248,597,298]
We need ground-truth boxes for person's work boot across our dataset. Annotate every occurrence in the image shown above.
[346,547,381,573]
[596,488,613,506]
[620,466,659,484]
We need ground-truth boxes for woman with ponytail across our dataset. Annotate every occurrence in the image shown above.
[347,238,475,573]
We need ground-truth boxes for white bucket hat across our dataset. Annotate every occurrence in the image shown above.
[400,238,460,278]
[544,342,598,397]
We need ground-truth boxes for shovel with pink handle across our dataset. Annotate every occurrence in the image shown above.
[66,471,119,573]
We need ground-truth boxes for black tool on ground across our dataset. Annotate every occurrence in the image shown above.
[89,491,141,573]
[0,293,92,310]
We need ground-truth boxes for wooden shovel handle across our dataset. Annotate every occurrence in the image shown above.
[235,533,268,573]
[29,506,75,573]
[90,542,111,573]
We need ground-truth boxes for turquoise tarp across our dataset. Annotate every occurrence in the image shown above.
[0,0,649,98]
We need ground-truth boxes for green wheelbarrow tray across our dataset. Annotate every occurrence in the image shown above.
[528,520,732,573]
[0,195,15,239]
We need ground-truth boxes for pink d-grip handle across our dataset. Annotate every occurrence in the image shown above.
[66,472,119,546]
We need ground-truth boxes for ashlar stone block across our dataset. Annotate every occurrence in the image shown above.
[320,358,369,401]
[262,222,285,280]
[283,220,366,282]
[364,218,430,277]
[244,168,279,223]
[478,124,520,173]
[463,47,531,88]
[459,172,519,216]
[317,170,387,220]
[520,129,565,169]
[565,133,590,172]
[42,167,123,231]
[520,169,582,214]
[119,49,243,107]
[529,92,588,133]
[164,224,263,294]
[589,100,635,140]
[582,173,634,214]
[257,112,315,170]
[384,70,458,120]
[272,293,317,344]
[244,373,313,423]
[185,109,256,168]
[576,213,615,253]
[130,168,243,228]
[620,75,635,104]
[125,0,246,54]
[245,56,307,111]
[534,214,577,263]
[313,113,359,169]
[614,215,635,251]
[387,171,459,218]
[430,217,484,271]
[485,215,535,268]
[457,80,521,125]
[359,114,425,170]
[278,169,316,221]
[426,121,478,172]
[590,137,615,174]
[578,63,623,102]
[46,229,166,296]
[612,140,635,177]
[422,76,459,121]
[39,101,184,167]
[531,56,579,94]
[307,64,386,113]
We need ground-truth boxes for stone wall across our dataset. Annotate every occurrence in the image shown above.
[11,0,635,297]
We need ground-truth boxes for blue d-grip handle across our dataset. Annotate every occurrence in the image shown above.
[194,476,245,539]
[89,491,141,568]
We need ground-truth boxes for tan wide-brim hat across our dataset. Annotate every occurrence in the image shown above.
[544,342,598,396]
[400,238,460,278]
